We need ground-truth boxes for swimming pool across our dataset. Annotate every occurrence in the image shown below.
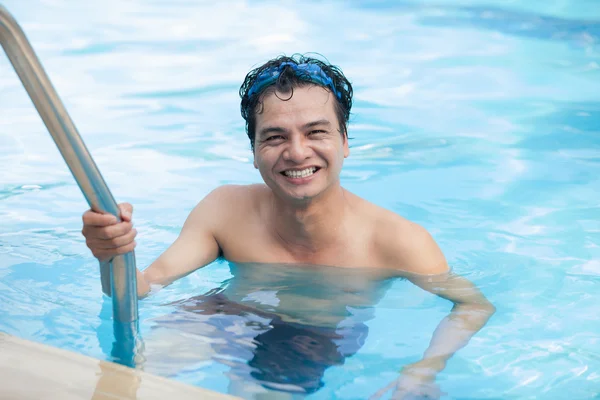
[1,0,599,398]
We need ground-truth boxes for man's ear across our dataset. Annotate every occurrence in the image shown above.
[253,156,258,169]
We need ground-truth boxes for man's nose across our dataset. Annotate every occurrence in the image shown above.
[283,135,310,162]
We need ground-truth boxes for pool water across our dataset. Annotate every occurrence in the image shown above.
[1,0,599,398]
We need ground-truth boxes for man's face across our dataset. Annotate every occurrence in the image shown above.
[253,85,349,202]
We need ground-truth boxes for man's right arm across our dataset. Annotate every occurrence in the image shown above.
[83,187,226,298]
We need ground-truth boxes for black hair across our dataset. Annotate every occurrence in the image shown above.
[239,54,353,152]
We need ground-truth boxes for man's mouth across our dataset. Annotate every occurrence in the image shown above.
[281,167,319,179]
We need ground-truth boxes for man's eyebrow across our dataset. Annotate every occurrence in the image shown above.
[258,126,288,137]
[302,119,331,129]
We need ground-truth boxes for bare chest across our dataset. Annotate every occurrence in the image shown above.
[215,219,378,269]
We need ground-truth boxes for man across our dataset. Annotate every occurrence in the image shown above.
[82,55,495,399]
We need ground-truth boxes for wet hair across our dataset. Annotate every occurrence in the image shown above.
[239,54,353,152]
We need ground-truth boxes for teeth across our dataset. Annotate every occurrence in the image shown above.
[284,167,317,178]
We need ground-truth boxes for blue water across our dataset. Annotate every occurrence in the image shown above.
[1,0,599,398]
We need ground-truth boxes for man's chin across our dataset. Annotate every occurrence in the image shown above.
[267,179,328,203]
[279,188,320,203]
[287,191,316,202]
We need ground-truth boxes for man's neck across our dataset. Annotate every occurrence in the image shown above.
[269,185,351,256]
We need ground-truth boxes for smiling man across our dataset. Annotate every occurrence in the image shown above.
[82,55,495,398]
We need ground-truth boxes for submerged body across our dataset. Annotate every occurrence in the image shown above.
[147,262,395,394]
[142,259,485,397]
[222,262,395,326]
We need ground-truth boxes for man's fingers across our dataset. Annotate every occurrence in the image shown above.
[81,203,136,263]
[369,380,396,400]
[420,385,443,399]
[82,203,133,227]
[82,210,118,227]
[87,228,137,249]
[92,241,137,261]
[119,203,133,222]
[98,221,133,240]
[83,221,133,240]
[390,383,442,400]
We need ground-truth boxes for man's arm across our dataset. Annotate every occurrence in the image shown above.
[404,271,496,374]
[398,224,495,373]
[89,186,230,298]
[139,189,224,294]
[374,221,495,398]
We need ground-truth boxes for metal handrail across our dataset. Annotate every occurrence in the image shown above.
[0,5,138,324]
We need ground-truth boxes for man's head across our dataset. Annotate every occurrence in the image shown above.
[239,55,354,202]
[240,55,353,152]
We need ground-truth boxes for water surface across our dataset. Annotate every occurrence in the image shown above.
[0,0,599,398]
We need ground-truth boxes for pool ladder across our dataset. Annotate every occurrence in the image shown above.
[0,6,139,326]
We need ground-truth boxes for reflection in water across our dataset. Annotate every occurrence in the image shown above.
[111,320,145,368]
[92,361,142,400]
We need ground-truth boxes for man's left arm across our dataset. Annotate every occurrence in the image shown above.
[373,222,495,399]
[403,271,496,377]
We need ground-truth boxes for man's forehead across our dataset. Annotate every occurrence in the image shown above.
[257,86,336,123]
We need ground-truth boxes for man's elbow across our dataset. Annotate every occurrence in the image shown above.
[481,301,496,317]
[473,300,496,321]
[455,299,496,322]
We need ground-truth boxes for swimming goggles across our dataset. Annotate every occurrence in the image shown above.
[247,62,342,100]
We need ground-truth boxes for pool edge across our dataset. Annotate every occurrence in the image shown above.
[0,331,240,400]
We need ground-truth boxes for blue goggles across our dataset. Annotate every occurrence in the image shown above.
[247,62,342,100]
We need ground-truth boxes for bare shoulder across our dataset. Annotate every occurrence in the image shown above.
[202,184,265,205]
[184,184,266,228]
[363,200,449,276]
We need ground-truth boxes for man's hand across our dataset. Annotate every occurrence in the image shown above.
[81,203,137,263]
[370,359,444,400]
[371,374,442,400]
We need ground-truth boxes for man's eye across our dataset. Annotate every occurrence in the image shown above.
[309,130,326,135]
[266,135,283,141]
